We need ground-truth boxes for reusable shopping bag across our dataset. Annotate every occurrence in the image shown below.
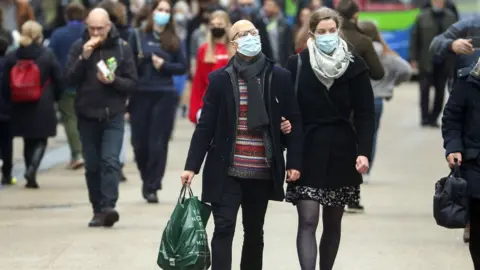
[157,185,211,270]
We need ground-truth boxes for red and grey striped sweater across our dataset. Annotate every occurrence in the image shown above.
[227,79,271,180]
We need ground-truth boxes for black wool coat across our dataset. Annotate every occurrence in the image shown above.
[285,49,375,189]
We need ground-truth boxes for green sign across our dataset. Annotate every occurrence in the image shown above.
[358,8,420,31]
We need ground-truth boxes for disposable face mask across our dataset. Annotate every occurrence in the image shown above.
[236,34,261,57]
[315,32,339,54]
[154,12,171,26]
[174,13,187,22]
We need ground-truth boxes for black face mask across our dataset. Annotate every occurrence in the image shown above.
[211,27,226,38]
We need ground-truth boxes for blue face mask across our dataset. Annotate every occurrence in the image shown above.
[236,34,262,57]
[315,32,339,54]
[154,12,171,26]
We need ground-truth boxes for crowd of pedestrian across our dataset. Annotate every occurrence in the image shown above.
[1,0,480,268]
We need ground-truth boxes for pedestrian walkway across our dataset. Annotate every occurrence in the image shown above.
[0,83,473,270]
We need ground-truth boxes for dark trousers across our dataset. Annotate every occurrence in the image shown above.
[0,121,13,177]
[129,92,178,194]
[211,177,271,270]
[419,72,447,124]
[471,198,480,269]
[23,138,47,171]
[78,114,124,213]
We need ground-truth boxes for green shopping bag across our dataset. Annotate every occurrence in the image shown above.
[157,185,212,270]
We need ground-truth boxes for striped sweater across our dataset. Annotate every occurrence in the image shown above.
[227,78,271,180]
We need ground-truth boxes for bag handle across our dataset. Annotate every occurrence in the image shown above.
[449,158,462,178]
[177,184,194,205]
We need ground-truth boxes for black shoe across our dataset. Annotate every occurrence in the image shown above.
[428,121,440,128]
[24,173,39,189]
[88,213,104,227]
[345,204,365,213]
[146,193,159,204]
[102,208,119,227]
[1,175,14,185]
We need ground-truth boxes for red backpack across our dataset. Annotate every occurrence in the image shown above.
[9,60,47,102]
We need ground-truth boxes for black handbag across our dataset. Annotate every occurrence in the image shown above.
[433,162,469,229]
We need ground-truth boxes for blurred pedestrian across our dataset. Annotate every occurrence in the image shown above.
[128,0,187,203]
[294,7,312,53]
[0,35,14,186]
[189,10,232,124]
[2,20,64,189]
[261,0,293,66]
[409,0,456,127]
[65,8,138,227]
[181,19,302,270]
[358,20,412,182]
[285,8,374,269]
[49,2,86,170]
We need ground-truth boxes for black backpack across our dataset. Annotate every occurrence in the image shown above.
[433,162,469,229]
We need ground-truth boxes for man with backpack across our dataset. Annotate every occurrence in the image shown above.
[65,8,137,228]
[0,36,14,186]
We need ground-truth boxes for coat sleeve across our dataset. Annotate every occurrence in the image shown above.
[0,56,14,117]
[65,40,86,86]
[351,68,375,160]
[184,72,221,173]
[111,43,138,93]
[280,70,303,171]
[442,78,467,156]
[409,16,420,63]
[47,50,64,101]
[430,17,472,61]
[361,37,385,80]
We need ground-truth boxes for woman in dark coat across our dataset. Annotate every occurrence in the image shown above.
[285,8,375,270]
[1,21,63,189]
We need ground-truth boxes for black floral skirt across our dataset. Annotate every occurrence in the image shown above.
[285,184,360,207]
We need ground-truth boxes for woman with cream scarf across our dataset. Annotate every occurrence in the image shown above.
[285,7,375,270]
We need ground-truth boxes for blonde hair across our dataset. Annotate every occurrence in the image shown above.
[19,20,43,47]
[204,10,234,63]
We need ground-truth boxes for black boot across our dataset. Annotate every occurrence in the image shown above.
[88,213,104,227]
[102,208,120,227]
[24,141,46,189]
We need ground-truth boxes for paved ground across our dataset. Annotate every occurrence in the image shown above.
[0,83,473,270]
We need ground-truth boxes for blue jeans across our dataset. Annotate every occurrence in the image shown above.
[78,114,125,213]
[369,98,383,173]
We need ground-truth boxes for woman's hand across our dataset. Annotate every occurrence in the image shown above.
[355,156,369,174]
[152,54,165,70]
[281,117,291,134]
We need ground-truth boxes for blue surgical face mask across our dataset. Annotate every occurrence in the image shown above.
[236,34,262,57]
[154,12,171,26]
[314,32,339,54]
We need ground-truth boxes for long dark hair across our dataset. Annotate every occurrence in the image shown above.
[144,0,180,52]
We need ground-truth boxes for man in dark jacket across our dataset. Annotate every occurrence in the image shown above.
[410,0,456,127]
[230,0,274,61]
[430,15,480,88]
[49,2,86,170]
[442,63,480,269]
[336,0,385,80]
[0,36,13,186]
[180,20,303,270]
[65,8,137,228]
